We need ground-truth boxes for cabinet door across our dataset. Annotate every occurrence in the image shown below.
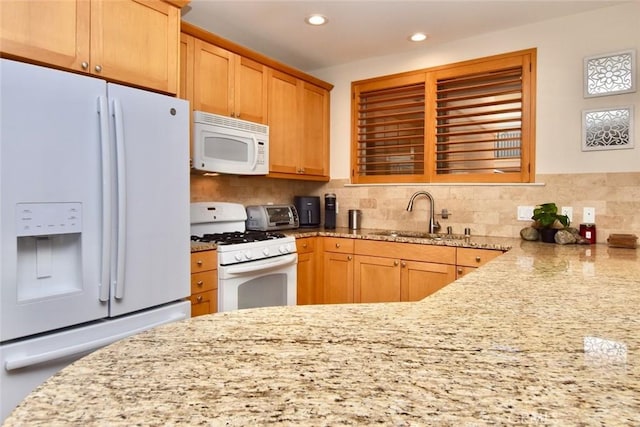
[401,260,456,302]
[0,0,90,71]
[91,0,180,94]
[234,56,267,123]
[268,69,300,175]
[192,39,232,115]
[179,32,194,102]
[322,252,354,304]
[296,238,318,305]
[354,255,401,303]
[300,82,329,177]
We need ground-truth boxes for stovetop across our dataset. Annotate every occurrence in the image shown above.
[191,230,288,245]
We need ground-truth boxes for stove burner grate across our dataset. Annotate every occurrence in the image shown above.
[191,231,287,244]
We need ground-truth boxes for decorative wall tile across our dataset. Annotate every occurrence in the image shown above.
[584,50,636,97]
[582,106,634,151]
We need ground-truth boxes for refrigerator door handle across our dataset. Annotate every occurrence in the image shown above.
[112,98,127,300]
[4,312,188,371]
[98,96,112,302]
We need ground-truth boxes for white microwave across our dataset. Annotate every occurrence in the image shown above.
[192,111,269,175]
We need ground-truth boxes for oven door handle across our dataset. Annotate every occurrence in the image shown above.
[223,253,297,275]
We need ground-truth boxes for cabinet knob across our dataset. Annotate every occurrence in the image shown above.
[302,243,308,248]
[335,243,340,248]
[393,260,399,266]
[475,256,481,263]
[197,260,203,266]
[401,261,406,268]
[94,64,102,72]
[197,280,204,287]
[457,268,463,274]
[196,295,203,302]
[347,255,352,261]
[81,61,89,70]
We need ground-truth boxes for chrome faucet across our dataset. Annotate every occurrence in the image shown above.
[406,191,441,234]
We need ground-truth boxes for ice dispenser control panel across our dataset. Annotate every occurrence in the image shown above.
[16,202,82,236]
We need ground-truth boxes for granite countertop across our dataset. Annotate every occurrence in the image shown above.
[191,227,515,252]
[6,238,640,425]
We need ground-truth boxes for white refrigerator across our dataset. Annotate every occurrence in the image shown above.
[0,59,191,421]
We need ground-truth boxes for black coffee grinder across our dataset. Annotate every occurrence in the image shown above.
[324,193,336,229]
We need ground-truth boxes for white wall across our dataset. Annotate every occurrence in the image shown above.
[312,2,640,180]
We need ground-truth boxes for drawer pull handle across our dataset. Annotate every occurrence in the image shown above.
[347,255,352,261]
[302,243,308,248]
[196,295,203,303]
[393,260,399,266]
[335,243,341,248]
[457,268,463,274]
[197,280,204,287]
[197,260,203,266]
[475,256,481,263]
[401,261,406,268]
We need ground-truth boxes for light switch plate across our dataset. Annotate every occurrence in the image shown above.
[517,205,534,221]
[583,207,596,223]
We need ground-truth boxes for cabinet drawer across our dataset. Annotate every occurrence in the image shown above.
[323,237,354,254]
[190,270,217,294]
[296,237,317,254]
[191,250,217,272]
[354,240,455,264]
[190,290,217,317]
[456,248,503,267]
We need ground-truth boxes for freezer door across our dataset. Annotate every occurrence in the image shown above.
[0,300,190,423]
[106,84,190,316]
[0,59,109,341]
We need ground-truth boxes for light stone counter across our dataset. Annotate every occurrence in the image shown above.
[5,239,640,426]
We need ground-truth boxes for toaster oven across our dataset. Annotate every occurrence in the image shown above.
[245,204,299,231]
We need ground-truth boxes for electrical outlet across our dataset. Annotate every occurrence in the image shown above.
[517,205,534,221]
[583,207,596,223]
[561,207,573,223]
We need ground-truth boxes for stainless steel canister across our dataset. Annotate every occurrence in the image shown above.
[348,209,362,230]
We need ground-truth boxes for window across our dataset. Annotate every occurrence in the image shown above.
[351,49,536,184]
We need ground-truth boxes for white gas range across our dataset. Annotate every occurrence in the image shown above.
[190,202,297,312]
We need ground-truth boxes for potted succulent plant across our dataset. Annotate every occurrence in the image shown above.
[531,202,570,243]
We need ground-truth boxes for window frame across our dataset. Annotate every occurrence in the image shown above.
[350,48,537,184]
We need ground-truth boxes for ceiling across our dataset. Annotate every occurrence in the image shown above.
[181,1,627,73]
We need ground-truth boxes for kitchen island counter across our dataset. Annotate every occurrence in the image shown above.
[5,241,639,425]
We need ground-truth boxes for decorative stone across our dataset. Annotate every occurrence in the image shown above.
[520,227,539,241]
[555,229,577,245]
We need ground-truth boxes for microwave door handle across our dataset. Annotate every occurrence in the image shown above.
[250,135,259,171]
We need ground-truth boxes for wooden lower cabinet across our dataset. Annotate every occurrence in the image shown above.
[456,247,503,279]
[190,250,217,316]
[296,237,318,305]
[354,255,456,303]
[321,238,354,304]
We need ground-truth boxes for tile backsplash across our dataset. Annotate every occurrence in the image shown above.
[191,172,640,243]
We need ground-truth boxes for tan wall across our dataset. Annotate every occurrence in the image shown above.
[191,172,640,244]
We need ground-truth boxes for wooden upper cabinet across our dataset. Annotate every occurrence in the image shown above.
[268,69,330,181]
[0,0,182,94]
[190,38,267,123]
[0,0,90,71]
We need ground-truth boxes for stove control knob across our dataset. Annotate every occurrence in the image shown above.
[244,250,253,260]
[279,245,289,254]
[234,253,243,262]
[263,248,270,256]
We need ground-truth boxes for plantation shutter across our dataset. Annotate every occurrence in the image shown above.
[430,58,528,182]
[352,74,427,183]
[351,49,535,184]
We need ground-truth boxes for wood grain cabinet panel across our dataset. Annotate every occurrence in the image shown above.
[296,237,318,305]
[190,250,217,316]
[1,0,182,94]
[268,69,329,181]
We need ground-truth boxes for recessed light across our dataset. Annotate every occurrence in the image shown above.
[305,14,328,26]
[409,33,428,42]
